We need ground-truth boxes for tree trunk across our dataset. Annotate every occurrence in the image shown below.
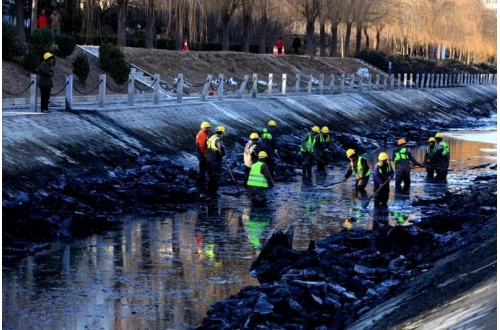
[363,26,369,50]
[344,22,352,57]
[306,17,315,57]
[117,0,128,47]
[222,13,230,51]
[31,0,37,33]
[330,24,339,57]
[15,0,26,42]
[259,13,267,54]
[145,0,155,49]
[319,20,326,57]
[354,25,362,55]
[242,1,252,53]
[374,29,380,51]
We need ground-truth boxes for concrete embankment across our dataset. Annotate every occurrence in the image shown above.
[2,85,496,196]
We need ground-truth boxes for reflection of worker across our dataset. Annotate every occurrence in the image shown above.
[206,126,226,197]
[344,149,371,198]
[196,121,211,192]
[373,152,394,208]
[434,132,450,182]
[423,137,438,180]
[247,151,275,206]
[244,207,272,254]
[392,139,422,193]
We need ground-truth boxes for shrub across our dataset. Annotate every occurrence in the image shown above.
[21,51,41,72]
[55,34,76,58]
[99,43,130,84]
[2,22,25,60]
[72,53,90,87]
[110,60,131,85]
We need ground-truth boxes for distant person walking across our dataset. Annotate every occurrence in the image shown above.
[292,35,301,55]
[37,10,48,29]
[50,9,62,36]
[37,52,55,113]
[276,37,284,55]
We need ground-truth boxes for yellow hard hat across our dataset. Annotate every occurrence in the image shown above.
[346,149,356,158]
[321,126,329,134]
[268,120,276,127]
[428,137,436,142]
[435,132,443,138]
[200,121,211,129]
[312,126,320,133]
[43,52,54,60]
[250,132,259,139]
[215,126,225,134]
[378,152,388,161]
[258,151,268,158]
[398,139,406,145]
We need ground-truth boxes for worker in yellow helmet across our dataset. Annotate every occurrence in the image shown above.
[423,137,439,180]
[344,149,371,198]
[37,52,55,113]
[206,126,226,197]
[300,126,320,179]
[195,121,211,192]
[314,126,332,174]
[260,120,279,176]
[392,138,422,193]
[373,152,394,208]
[246,151,275,205]
[243,132,261,187]
[434,132,450,182]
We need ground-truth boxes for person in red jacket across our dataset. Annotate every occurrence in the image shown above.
[276,37,284,55]
[37,10,48,28]
[196,121,211,192]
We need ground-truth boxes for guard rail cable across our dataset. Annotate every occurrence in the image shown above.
[134,78,158,92]
[50,81,69,96]
[2,81,34,96]
[106,79,132,93]
[73,79,102,95]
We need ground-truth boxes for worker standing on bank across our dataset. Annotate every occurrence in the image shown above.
[243,132,261,187]
[392,139,423,193]
[373,152,394,208]
[434,132,450,182]
[314,126,332,174]
[260,120,278,176]
[206,126,226,197]
[247,151,275,205]
[344,149,371,198]
[196,121,211,192]
[300,126,320,179]
[423,137,439,180]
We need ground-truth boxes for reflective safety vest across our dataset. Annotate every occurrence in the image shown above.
[394,147,409,162]
[439,141,449,156]
[319,134,331,143]
[351,156,371,177]
[426,146,437,154]
[247,161,268,188]
[261,128,272,140]
[207,135,221,151]
[377,162,393,174]
[300,133,315,152]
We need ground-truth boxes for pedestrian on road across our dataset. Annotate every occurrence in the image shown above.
[195,121,211,192]
[300,126,320,179]
[292,35,301,55]
[276,37,284,55]
[314,126,331,174]
[37,10,48,29]
[206,126,226,198]
[247,151,275,206]
[423,137,439,180]
[434,132,450,182]
[260,120,278,176]
[243,132,261,187]
[344,149,371,198]
[50,9,62,36]
[37,52,55,113]
[373,152,394,208]
[392,139,422,193]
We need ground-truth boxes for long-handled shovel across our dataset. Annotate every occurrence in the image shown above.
[223,157,241,196]
[361,179,390,208]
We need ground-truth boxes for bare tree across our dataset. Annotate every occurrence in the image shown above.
[117,0,128,46]
[241,0,254,52]
[287,0,321,57]
[329,0,343,57]
[216,0,241,51]
[144,0,155,48]
[15,0,26,42]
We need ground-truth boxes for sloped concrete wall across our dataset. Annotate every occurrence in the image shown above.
[2,85,496,195]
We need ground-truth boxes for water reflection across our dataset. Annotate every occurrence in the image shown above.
[2,130,496,329]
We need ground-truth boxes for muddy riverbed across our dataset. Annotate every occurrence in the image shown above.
[2,126,496,329]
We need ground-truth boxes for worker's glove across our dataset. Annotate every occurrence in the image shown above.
[343,177,348,182]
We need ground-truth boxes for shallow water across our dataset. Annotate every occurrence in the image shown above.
[2,130,497,330]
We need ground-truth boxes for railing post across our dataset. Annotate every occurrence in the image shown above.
[128,74,135,106]
[218,74,224,100]
[390,74,394,91]
[420,74,424,89]
[176,73,183,103]
[267,73,273,97]
[282,74,287,96]
[426,73,430,88]
[30,74,38,112]
[99,74,106,108]
[200,74,212,102]
[397,74,401,89]
[295,74,300,94]
[307,76,313,95]
[383,74,388,91]
[403,73,408,88]
[65,74,73,111]
[359,76,364,93]
[252,74,258,98]
[367,74,372,92]
[349,74,355,90]
[237,75,249,99]
[319,74,324,94]
[153,74,160,104]
[329,74,335,94]
[375,74,380,90]
[340,74,345,94]
[409,73,413,89]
